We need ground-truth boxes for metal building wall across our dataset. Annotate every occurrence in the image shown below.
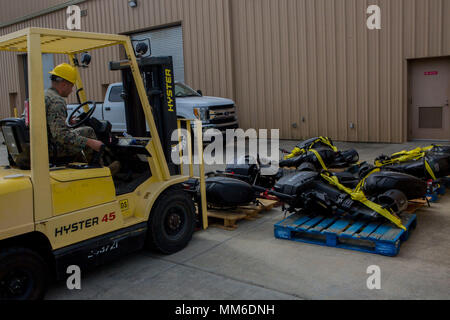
[0,0,69,26]
[0,0,234,121]
[0,0,449,142]
[230,0,450,142]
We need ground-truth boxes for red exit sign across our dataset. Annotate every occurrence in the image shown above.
[424,71,438,76]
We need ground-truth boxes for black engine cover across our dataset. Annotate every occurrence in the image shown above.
[363,171,427,200]
[274,171,319,196]
[205,177,256,207]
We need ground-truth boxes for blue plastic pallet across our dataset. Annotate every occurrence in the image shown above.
[274,212,417,257]
[427,184,446,202]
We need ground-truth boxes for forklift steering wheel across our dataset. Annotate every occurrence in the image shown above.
[66,101,97,129]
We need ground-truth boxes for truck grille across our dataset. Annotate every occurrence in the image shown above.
[209,105,236,123]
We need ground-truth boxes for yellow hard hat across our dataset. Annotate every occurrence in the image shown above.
[49,63,77,84]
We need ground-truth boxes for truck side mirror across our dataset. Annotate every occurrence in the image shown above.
[197,90,203,96]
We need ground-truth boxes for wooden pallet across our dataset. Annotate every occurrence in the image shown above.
[274,212,417,257]
[207,198,279,231]
[405,199,429,214]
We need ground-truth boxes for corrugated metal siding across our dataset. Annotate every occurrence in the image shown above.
[229,0,450,142]
[0,0,69,25]
[0,0,234,116]
[0,0,449,142]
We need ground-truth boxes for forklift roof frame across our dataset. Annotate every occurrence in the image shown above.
[0,28,173,221]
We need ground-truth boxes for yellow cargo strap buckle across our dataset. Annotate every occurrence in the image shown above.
[321,172,407,231]
[310,149,328,171]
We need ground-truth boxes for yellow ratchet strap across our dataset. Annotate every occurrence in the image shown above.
[354,168,381,193]
[424,160,437,180]
[375,146,438,180]
[310,149,328,170]
[284,137,338,159]
[284,147,305,160]
[375,146,435,167]
[320,172,407,231]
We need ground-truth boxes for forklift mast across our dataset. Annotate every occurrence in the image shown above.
[110,56,180,175]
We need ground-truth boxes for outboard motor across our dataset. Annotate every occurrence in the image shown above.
[363,171,427,200]
[205,177,257,208]
[382,153,450,180]
[183,176,257,208]
[273,171,408,222]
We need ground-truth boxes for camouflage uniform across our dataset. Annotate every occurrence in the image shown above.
[45,87,97,162]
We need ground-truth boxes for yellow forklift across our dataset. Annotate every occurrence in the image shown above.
[0,28,207,300]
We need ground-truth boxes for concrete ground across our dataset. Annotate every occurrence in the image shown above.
[1,138,449,300]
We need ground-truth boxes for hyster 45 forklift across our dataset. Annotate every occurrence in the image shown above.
[0,28,207,300]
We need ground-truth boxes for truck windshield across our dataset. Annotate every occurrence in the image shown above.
[175,82,201,97]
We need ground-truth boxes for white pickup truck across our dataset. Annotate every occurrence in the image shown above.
[67,82,239,134]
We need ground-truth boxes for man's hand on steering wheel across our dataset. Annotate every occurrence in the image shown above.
[66,101,97,129]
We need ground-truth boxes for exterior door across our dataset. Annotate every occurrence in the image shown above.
[409,58,450,141]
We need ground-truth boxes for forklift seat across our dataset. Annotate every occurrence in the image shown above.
[0,118,79,169]
[0,118,30,169]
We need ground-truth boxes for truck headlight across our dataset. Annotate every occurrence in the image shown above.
[193,107,208,121]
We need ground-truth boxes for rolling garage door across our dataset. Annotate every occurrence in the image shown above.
[131,25,185,83]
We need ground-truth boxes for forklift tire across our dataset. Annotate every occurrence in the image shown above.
[0,247,48,300]
[146,186,196,254]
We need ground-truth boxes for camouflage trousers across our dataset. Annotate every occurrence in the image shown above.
[54,126,97,162]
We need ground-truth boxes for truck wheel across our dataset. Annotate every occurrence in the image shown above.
[0,248,48,300]
[146,187,196,254]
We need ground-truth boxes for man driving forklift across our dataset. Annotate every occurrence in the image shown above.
[46,63,119,173]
